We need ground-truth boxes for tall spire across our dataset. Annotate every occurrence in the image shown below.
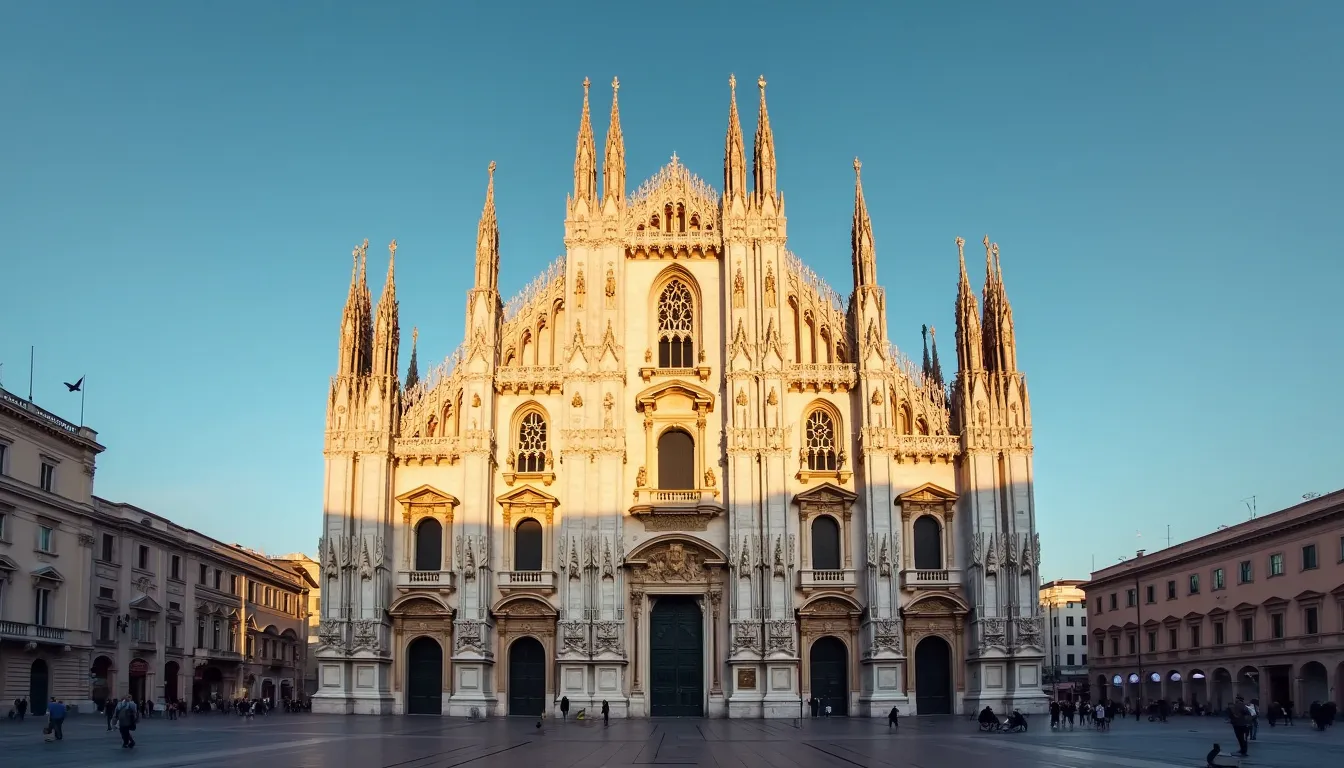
[336,243,363,376]
[603,77,625,203]
[404,326,420,391]
[573,77,596,206]
[921,324,932,379]
[474,162,500,292]
[929,325,945,389]
[724,74,746,204]
[954,236,983,373]
[356,238,373,374]
[851,157,876,287]
[372,239,400,378]
[990,242,1018,371]
[752,74,777,206]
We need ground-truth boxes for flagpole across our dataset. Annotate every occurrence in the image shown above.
[80,375,86,426]
[29,346,35,401]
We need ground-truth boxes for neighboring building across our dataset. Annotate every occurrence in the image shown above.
[89,498,312,707]
[0,386,104,714]
[315,76,1046,718]
[1039,579,1088,700]
[1083,490,1344,713]
[274,552,321,696]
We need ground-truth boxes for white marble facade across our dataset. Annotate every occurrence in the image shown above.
[313,76,1047,718]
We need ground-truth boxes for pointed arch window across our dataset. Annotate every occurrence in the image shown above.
[803,410,838,471]
[516,412,548,473]
[657,279,695,368]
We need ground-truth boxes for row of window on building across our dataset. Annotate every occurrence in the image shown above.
[0,441,57,492]
[1097,606,1325,659]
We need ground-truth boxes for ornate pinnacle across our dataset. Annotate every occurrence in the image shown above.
[412,326,418,345]
[758,74,766,91]
[582,76,590,91]
[388,239,397,259]
[729,73,736,92]
[612,76,619,93]
[488,160,496,177]
[854,157,861,175]
[956,236,965,253]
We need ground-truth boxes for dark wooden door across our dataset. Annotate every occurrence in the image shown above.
[914,636,952,714]
[650,596,703,716]
[29,659,49,716]
[508,637,546,716]
[809,636,848,715]
[406,637,443,714]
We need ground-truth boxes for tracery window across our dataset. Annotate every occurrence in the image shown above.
[657,279,695,368]
[515,412,548,473]
[803,410,838,471]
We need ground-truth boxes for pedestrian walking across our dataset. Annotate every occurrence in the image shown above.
[887,706,899,728]
[1050,700,1060,728]
[1228,695,1252,757]
[560,696,570,721]
[46,698,66,741]
[16,697,27,721]
[1248,698,1260,740]
[602,700,610,726]
[105,697,116,730]
[116,695,140,749]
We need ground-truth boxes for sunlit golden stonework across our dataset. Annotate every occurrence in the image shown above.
[315,76,1044,719]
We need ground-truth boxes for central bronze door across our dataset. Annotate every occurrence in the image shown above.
[809,636,848,715]
[508,637,546,716]
[649,596,703,716]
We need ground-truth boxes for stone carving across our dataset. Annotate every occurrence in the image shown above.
[463,538,476,581]
[787,534,795,568]
[352,619,379,651]
[641,513,711,532]
[602,538,615,578]
[318,619,342,646]
[571,393,583,408]
[455,620,483,653]
[772,537,785,578]
[595,621,621,653]
[1019,533,1034,570]
[970,532,983,568]
[866,534,876,567]
[574,266,586,308]
[735,389,748,406]
[766,388,778,406]
[984,533,998,575]
[732,622,760,654]
[767,619,794,654]
[1002,533,1016,567]
[981,617,1007,648]
[562,620,587,653]
[878,535,892,577]
[739,536,751,574]
[873,618,902,654]
[569,540,581,577]
[635,465,647,487]
[732,263,745,307]
[1032,533,1042,570]
[604,264,616,307]
[360,538,373,581]
[1015,616,1043,648]
[704,467,716,488]
[472,393,481,408]
[642,542,705,582]
[870,388,883,406]
[763,262,776,307]
[78,533,96,548]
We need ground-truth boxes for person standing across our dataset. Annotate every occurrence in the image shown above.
[16,697,27,721]
[887,706,899,728]
[601,700,610,726]
[560,696,570,721]
[1228,695,1252,757]
[1049,700,1060,728]
[116,695,140,749]
[1248,698,1260,740]
[105,697,116,730]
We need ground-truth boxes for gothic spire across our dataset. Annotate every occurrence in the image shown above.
[573,77,596,206]
[724,74,746,205]
[930,325,945,389]
[989,241,1018,371]
[603,77,625,203]
[336,243,363,376]
[752,74,777,206]
[474,162,500,292]
[404,327,420,391]
[954,236,983,373]
[851,157,876,287]
[921,324,932,379]
[356,238,373,374]
[372,239,400,378]
[980,235,1000,371]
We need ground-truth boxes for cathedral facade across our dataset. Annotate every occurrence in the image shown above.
[313,76,1046,719]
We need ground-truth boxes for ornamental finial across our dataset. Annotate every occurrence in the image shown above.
[757,74,766,91]
[729,73,736,92]
[412,326,418,345]
[388,239,397,259]
[612,76,619,93]
[488,160,496,177]
[853,157,862,175]
[582,76,590,91]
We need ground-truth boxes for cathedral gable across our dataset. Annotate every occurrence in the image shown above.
[626,156,722,259]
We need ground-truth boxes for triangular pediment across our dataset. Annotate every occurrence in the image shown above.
[396,484,459,507]
[897,483,958,504]
[1262,595,1289,608]
[1233,602,1258,613]
[497,484,560,507]
[1161,614,1180,625]
[0,554,18,571]
[793,482,858,505]
[1143,618,1160,628]
[1293,589,1323,603]
[129,594,163,613]
[31,565,64,583]
[626,156,721,236]
[1207,607,1228,617]
[1183,611,1204,621]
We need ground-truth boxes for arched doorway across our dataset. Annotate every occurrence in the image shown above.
[261,678,276,702]
[1300,661,1329,705]
[1212,668,1233,710]
[193,665,224,705]
[406,636,444,715]
[508,636,546,716]
[29,659,50,716]
[914,636,952,714]
[129,658,149,702]
[1235,666,1258,701]
[163,661,180,704]
[809,636,848,716]
[280,679,293,702]
[650,596,703,716]
[91,656,114,706]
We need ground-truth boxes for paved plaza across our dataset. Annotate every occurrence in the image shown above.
[0,712,1339,767]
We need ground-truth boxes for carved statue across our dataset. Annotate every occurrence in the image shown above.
[602,538,614,578]
[763,263,776,307]
[604,264,616,307]
[635,465,647,487]
[643,542,704,582]
[772,537,785,578]
[878,535,892,577]
[732,264,745,308]
[463,539,476,580]
[574,266,586,308]
[703,467,716,487]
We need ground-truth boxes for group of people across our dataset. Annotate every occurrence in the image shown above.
[978,705,1029,731]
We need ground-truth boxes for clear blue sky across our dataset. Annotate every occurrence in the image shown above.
[3,2,1341,579]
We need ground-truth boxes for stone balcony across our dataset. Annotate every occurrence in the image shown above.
[900,568,963,591]
[0,620,67,646]
[395,570,457,594]
[497,570,557,593]
[799,568,858,593]
[784,363,857,393]
[629,488,723,531]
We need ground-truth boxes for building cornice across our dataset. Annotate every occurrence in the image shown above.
[0,386,105,454]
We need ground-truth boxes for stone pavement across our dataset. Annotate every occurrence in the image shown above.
[0,711,1339,767]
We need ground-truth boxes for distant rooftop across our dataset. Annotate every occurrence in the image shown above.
[0,385,103,450]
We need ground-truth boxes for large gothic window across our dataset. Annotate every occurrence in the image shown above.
[803,410,838,471]
[414,518,443,571]
[657,429,695,489]
[913,516,943,570]
[514,519,543,572]
[657,279,695,368]
[515,411,548,473]
[810,516,841,571]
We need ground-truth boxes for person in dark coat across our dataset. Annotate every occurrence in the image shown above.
[602,700,610,726]
[560,696,570,721]
[887,706,899,728]
[116,695,139,748]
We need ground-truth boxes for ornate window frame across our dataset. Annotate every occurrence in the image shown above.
[896,483,958,584]
[504,404,555,487]
[630,381,722,529]
[793,483,857,591]
[396,485,459,573]
[796,401,850,484]
[640,266,710,382]
[497,486,559,593]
